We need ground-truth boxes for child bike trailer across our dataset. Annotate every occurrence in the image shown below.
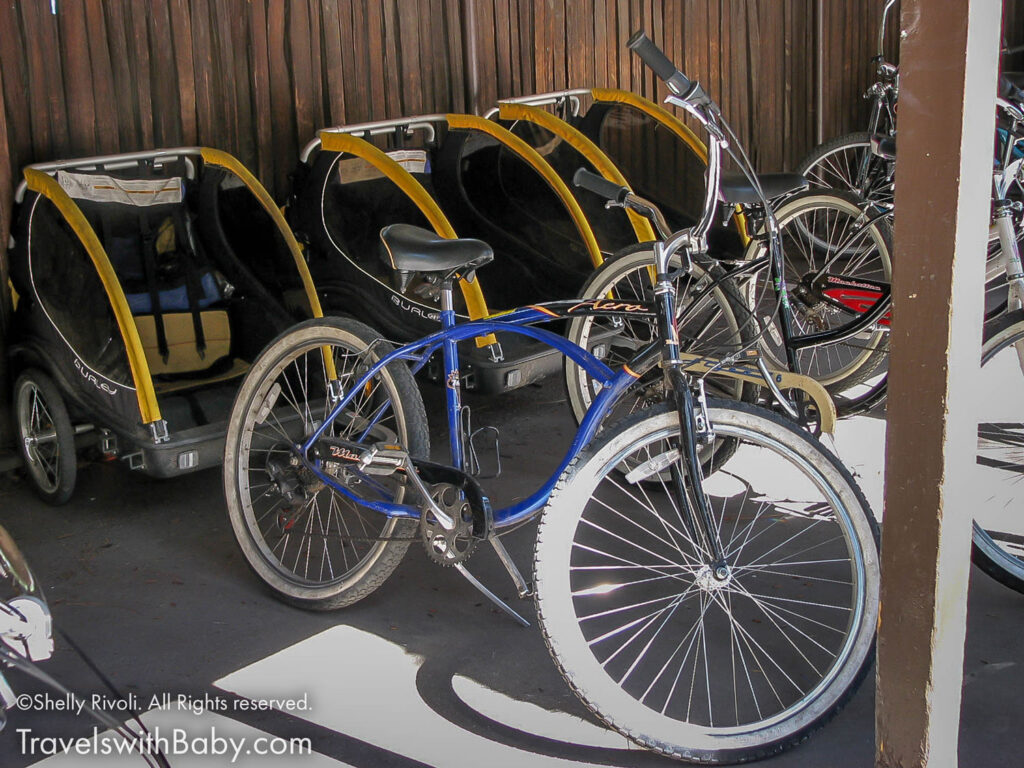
[498,88,749,255]
[6,147,323,504]
[288,114,624,393]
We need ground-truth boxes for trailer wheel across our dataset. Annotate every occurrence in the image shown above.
[14,369,77,505]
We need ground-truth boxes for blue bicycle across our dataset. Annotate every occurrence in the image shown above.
[223,33,880,764]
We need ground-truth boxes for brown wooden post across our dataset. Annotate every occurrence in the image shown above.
[876,1,1001,766]
[0,58,14,449]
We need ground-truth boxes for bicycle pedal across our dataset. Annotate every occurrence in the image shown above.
[313,438,409,476]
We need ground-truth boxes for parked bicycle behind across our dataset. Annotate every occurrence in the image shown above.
[0,525,169,765]
[795,0,1024,321]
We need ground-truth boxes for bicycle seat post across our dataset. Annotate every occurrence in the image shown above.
[439,275,466,471]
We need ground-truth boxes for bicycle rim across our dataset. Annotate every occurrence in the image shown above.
[745,192,892,393]
[567,248,751,427]
[797,133,894,209]
[535,403,879,760]
[229,322,420,597]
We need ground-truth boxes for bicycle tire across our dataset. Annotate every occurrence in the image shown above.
[971,309,1024,592]
[14,368,77,506]
[743,190,894,398]
[534,400,880,763]
[799,132,1015,323]
[795,132,893,209]
[223,317,429,610]
[564,244,756,428]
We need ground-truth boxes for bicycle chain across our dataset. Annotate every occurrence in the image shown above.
[272,483,477,558]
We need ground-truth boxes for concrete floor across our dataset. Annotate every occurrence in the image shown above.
[0,378,1020,767]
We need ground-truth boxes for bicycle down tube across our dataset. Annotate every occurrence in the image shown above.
[298,304,654,528]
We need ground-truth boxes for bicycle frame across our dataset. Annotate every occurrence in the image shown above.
[282,67,740,549]
[721,251,893,356]
[296,301,662,531]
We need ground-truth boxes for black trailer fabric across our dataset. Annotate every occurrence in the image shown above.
[10,193,142,431]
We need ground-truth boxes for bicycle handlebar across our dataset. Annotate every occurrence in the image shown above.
[573,168,673,239]
[619,31,767,251]
[572,168,629,203]
[627,31,695,98]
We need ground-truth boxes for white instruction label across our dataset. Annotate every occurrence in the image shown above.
[386,149,429,174]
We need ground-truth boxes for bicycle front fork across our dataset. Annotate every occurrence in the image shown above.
[667,367,729,578]
[995,201,1024,313]
[651,241,729,576]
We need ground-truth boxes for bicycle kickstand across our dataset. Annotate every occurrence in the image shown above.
[490,537,533,599]
[401,455,531,627]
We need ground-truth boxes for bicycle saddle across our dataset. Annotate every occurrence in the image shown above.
[379,224,494,277]
[719,172,808,205]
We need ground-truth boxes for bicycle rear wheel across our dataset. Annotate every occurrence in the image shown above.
[223,317,429,610]
[534,401,879,763]
[744,191,893,400]
[798,132,1017,323]
[972,310,1024,592]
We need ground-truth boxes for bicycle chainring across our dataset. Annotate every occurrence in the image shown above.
[420,482,477,566]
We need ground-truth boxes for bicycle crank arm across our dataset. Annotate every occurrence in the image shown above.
[412,459,495,538]
[756,356,800,421]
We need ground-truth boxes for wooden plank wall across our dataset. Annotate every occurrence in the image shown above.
[0,0,913,200]
[1,0,1022,245]
[0,0,1020,265]
[1,0,1022,180]
[0,0,470,200]
[473,1,826,172]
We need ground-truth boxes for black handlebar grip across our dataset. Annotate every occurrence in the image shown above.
[572,168,629,203]
[627,31,691,94]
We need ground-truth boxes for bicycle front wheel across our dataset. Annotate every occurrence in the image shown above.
[972,310,1024,592]
[223,317,429,610]
[534,401,879,763]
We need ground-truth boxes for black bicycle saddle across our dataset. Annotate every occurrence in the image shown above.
[379,224,494,276]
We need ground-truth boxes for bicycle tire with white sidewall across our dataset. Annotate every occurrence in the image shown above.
[533,401,879,763]
[223,317,429,610]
